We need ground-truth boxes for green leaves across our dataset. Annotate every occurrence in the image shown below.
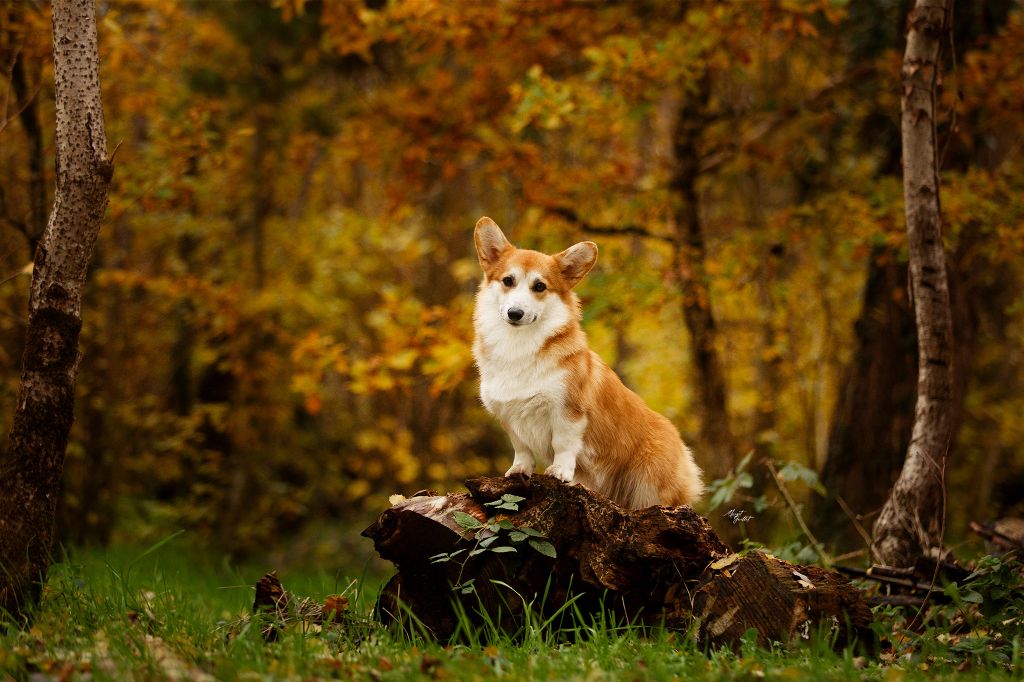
[452,511,484,531]
[483,494,526,512]
[508,526,550,556]
[705,451,755,512]
[437,500,557,574]
[774,461,826,496]
[528,540,557,558]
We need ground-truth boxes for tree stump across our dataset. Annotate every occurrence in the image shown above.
[362,475,873,650]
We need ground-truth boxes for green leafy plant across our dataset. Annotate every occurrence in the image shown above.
[774,460,826,496]
[430,495,557,593]
[705,451,756,513]
[873,552,1024,671]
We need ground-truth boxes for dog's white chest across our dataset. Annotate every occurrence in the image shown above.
[478,355,566,462]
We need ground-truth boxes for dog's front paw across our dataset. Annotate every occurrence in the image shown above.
[544,463,575,483]
[505,462,533,477]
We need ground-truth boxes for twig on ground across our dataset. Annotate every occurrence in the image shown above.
[836,495,878,564]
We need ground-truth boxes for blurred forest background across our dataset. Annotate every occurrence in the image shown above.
[1,0,1023,567]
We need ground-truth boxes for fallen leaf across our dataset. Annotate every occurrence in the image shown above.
[793,570,815,589]
[710,554,741,570]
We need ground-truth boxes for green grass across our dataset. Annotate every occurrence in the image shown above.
[1,540,1020,680]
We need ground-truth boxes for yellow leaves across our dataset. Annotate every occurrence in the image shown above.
[101,14,125,39]
[450,258,480,285]
[427,462,448,482]
[705,258,726,278]
[350,422,419,490]
[290,331,349,414]
[345,479,371,501]
[430,432,454,456]
[344,291,475,398]
[387,349,418,371]
[272,0,308,23]
[509,64,578,133]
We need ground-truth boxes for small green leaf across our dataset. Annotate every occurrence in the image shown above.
[707,485,733,512]
[962,590,984,604]
[497,519,516,530]
[529,540,557,558]
[490,545,517,553]
[776,460,827,496]
[501,494,526,503]
[509,531,528,542]
[478,535,500,548]
[519,527,546,538]
[452,511,483,530]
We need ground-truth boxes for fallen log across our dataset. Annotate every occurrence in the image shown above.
[969,518,1024,553]
[362,474,873,650]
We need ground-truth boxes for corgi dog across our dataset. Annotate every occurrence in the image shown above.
[472,217,703,509]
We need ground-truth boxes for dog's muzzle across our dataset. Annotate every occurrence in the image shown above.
[504,307,535,325]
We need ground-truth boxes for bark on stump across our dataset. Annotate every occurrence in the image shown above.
[363,475,873,650]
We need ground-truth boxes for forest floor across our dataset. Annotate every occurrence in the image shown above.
[0,541,1020,681]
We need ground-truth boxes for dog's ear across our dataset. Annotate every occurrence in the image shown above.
[555,241,598,289]
[474,217,512,269]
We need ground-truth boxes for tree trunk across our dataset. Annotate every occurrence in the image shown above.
[872,0,955,568]
[670,74,735,480]
[0,0,111,620]
[815,246,917,551]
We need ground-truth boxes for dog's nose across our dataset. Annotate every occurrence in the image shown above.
[507,308,525,322]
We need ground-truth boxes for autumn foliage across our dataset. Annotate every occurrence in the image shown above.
[1,0,1023,559]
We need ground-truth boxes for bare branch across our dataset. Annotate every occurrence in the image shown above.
[543,205,678,245]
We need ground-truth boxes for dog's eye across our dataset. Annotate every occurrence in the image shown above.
[532,281,547,293]
[501,276,515,287]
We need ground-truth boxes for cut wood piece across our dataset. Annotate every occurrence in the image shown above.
[363,475,874,650]
[969,518,1024,552]
[693,552,873,649]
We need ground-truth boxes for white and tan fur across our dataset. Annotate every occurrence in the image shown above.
[472,217,703,508]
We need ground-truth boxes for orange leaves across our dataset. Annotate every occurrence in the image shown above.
[272,0,308,24]
[290,330,348,416]
[319,0,384,60]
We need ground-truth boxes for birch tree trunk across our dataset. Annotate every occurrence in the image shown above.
[0,0,112,620]
[871,0,954,568]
